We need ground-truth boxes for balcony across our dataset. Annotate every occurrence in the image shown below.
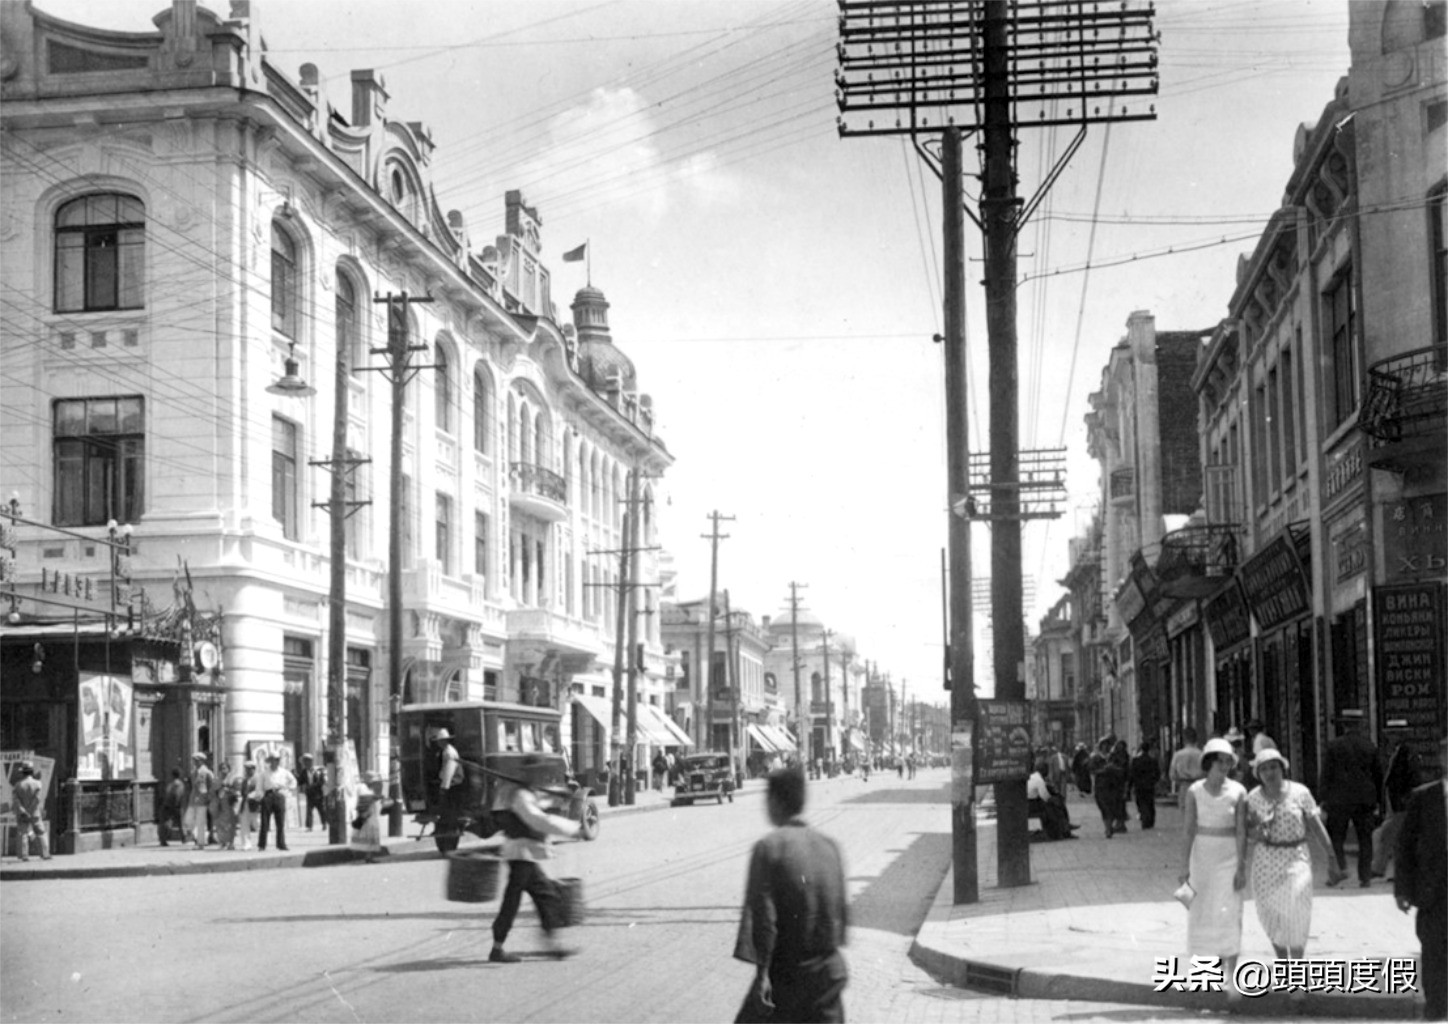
[1361,343,1447,472]
[508,462,569,521]
[1155,525,1241,599]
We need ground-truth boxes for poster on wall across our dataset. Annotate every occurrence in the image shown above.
[975,699,1033,784]
[0,752,56,825]
[1374,582,1446,778]
[77,673,134,781]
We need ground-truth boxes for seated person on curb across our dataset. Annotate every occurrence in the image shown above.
[1027,761,1078,841]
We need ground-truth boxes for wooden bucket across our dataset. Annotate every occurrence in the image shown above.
[556,876,585,927]
[445,851,501,903]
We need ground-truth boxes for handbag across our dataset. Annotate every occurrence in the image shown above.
[1173,881,1195,908]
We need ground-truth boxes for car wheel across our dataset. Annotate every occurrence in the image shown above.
[579,798,601,841]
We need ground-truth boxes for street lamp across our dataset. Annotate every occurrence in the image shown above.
[266,341,316,398]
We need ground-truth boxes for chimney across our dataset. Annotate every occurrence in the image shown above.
[351,69,388,128]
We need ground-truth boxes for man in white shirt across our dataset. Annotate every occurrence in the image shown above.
[256,754,296,852]
[1168,727,1205,804]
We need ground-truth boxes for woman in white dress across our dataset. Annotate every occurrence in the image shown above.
[1244,747,1343,1000]
[1179,737,1248,1001]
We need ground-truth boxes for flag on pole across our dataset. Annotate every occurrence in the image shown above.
[562,242,587,262]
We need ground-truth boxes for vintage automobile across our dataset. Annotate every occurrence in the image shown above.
[671,752,736,806]
[399,700,601,852]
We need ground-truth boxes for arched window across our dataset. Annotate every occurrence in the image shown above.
[534,412,546,472]
[271,222,298,338]
[336,271,359,374]
[473,368,492,454]
[435,343,453,432]
[55,193,145,312]
[519,401,532,466]
[506,393,517,463]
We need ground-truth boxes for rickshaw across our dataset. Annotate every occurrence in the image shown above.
[399,700,601,852]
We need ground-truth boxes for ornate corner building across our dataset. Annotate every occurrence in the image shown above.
[0,1,672,851]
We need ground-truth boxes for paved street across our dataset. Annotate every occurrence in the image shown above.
[2,772,1204,1023]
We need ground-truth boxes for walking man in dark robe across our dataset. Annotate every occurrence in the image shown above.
[734,767,849,1022]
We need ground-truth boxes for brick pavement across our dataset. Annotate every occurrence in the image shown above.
[911,791,1425,1019]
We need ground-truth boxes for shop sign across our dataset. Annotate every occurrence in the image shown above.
[1138,624,1169,663]
[1321,437,1363,506]
[1373,583,1445,773]
[1383,493,1447,582]
[1239,534,1310,631]
[77,673,134,781]
[1115,577,1146,627]
[1332,514,1368,584]
[1204,580,1252,650]
[974,699,1032,784]
[1165,601,1200,639]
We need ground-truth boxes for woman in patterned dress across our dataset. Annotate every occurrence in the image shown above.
[1180,737,1248,1001]
[1245,748,1344,966]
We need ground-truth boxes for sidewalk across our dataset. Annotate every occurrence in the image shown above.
[911,791,1423,1019]
[0,779,726,881]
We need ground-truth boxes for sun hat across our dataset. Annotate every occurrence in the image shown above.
[1251,747,1289,772]
[1202,737,1235,762]
[434,727,452,740]
[1223,727,1244,744]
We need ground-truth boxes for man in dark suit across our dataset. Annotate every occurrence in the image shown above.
[1320,709,1384,887]
[1395,735,1447,1022]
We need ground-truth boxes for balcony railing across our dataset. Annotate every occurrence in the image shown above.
[1155,524,1240,599]
[1361,344,1447,462]
[1109,467,1135,503]
[510,461,567,502]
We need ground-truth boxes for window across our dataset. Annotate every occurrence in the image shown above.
[272,223,298,338]
[1432,185,1447,347]
[55,194,144,313]
[337,272,361,375]
[474,511,490,578]
[53,396,144,526]
[1280,345,1297,476]
[272,416,300,540]
[435,344,453,432]
[435,493,453,573]
[1251,383,1268,507]
[1326,270,1359,428]
[473,369,492,454]
[1266,366,1281,494]
[400,473,414,570]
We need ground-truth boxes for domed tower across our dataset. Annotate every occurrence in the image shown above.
[571,284,636,392]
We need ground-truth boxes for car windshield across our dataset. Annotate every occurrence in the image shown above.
[685,757,721,769]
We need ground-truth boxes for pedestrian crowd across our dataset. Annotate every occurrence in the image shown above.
[155,750,328,853]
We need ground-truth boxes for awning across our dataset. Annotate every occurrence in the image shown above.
[764,724,797,754]
[653,707,694,747]
[747,724,779,753]
[846,730,867,753]
[631,704,675,747]
[571,695,614,741]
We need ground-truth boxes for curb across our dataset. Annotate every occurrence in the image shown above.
[909,933,1419,1018]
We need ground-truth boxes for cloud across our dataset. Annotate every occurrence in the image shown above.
[522,87,739,221]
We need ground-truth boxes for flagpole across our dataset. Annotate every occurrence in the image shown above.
[587,239,592,286]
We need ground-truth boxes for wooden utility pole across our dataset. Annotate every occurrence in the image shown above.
[700,511,733,751]
[821,629,834,762]
[723,588,740,783]
[624,470,642,804]
[787,581,808,766]
[372,291,430,839]
[608,477,631,807]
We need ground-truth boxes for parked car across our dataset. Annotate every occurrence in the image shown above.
[671,752,735,806]
[399,700,601,851]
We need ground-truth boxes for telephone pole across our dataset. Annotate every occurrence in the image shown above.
[837,0,1158,901]
[700,511,734,751]
[372,290,432,838]
[787,581,808,766]
[723,588,740,783]
[821,629,834,762]
[624,471,642,804]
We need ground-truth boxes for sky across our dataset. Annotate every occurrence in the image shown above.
[39,0,1355,702]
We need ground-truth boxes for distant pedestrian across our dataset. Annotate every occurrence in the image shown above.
[1371,726,1419,880]
[734,767,848,1023]
[1223,727,1249,786]
[235,760,259,850]
[1047,746,1069,796]
[1319,709,1383,888]
[1091,739,1124,837]
[1129,741,1162,830]
[1394,735,1447,1022]
[1027,760,1076,841]
[1180,737,1248,1005]
[11,761,51,861]
[159,768,186,846]
[256,754,294,852]
[185,753,215,850]
[1169,728,1204,805]
[299,753,327,831]
[1070,743,1093,795]
[1244,746,1342,1008]
[652,751,668,791]
[350,771,392,862]
[212,766,239,850]
[488,756,583,963]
